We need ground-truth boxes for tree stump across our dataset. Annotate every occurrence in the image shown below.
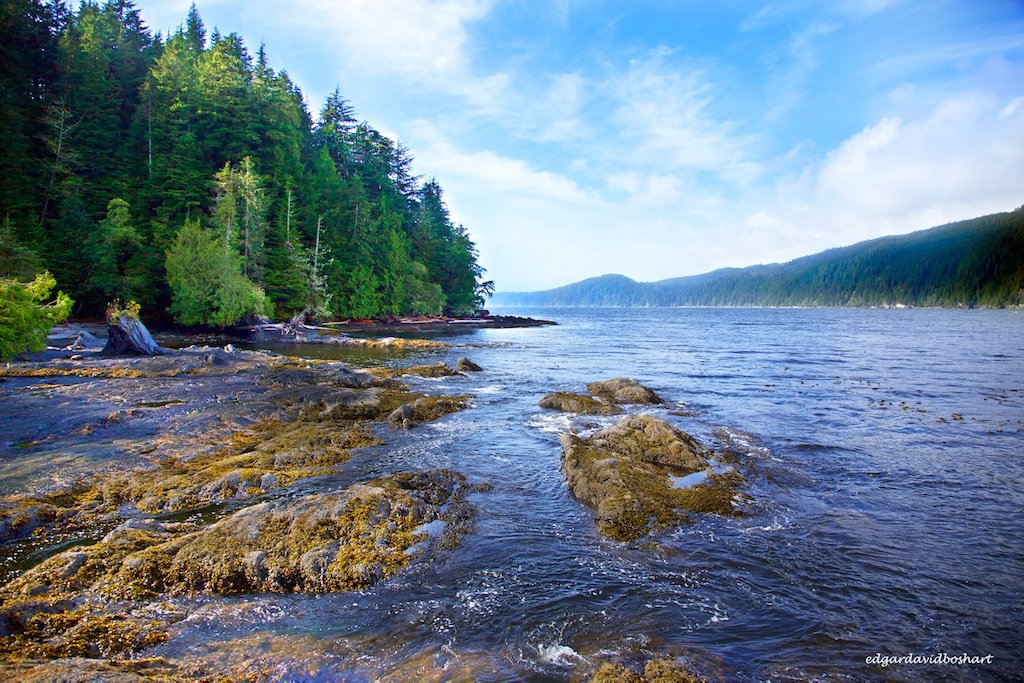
[101,312,165,356]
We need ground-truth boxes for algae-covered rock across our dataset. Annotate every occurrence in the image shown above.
[586,378,663,405]
[539,391,622,415]
[589,658,705,682]
[0,471,486,662]
[1,470,480,603]
[561,415,743,541]
[371,363,462,380]
[387,395,470,429]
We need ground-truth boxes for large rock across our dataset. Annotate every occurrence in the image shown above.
[539,391,622,415]
[0,471,482,623]
[586,378,663,405]
[456,357,483,372]
[561,415,742,541]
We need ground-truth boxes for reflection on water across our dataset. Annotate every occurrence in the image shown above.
[14,308,1024,679]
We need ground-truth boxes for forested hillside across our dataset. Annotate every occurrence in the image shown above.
[0,1,491,325]
[493,208,1024,308]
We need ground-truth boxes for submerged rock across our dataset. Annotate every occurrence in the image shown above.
[539,391,622,415]
[561,415,743,541]
[586,378,663,405]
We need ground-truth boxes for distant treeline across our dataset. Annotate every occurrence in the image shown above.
[493,208,1024,308]
[0,1,491,325]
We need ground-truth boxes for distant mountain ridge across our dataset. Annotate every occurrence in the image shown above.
[491,207,1024,308]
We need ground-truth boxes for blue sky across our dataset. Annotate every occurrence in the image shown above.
[138,0,1024,291]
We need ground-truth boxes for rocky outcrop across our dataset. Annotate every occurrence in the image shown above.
[0,471,486,660]
[590,658,705,682]
[456,357,483,372]
[538,378,662,415]
[539,391,622,415]
[371,362,462,379]
[387,395,471,429]
[586,378,663,405]
[561,415,743,541]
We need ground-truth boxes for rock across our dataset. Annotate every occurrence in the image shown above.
[456,357,483,372]
[539,391,621,415]
[561,415,742,541]
[586,378,663,405]
[372,363,462,379]
[387,403,415,429]
[589,658,705,682]
[586,415,707,470]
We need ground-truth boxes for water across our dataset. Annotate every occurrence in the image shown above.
[26,308,1024,679]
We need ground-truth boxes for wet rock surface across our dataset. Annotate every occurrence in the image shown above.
[0,471,485,664]
[561,415,745,541]
[586,378,664,405]
[589,658,706,682]
[456,357,483,372]
[0,346,486,673]
[538,378,661,415]
[539,391,622,415]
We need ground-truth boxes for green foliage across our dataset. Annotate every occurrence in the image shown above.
[404,261,446,316]
[0,3,490,323]
[86,198,148,306]
[165,219,270,327]
[345,263,384,319]
[0,271,73,359]
[0,217,41,280]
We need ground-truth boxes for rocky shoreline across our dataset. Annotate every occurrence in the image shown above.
[0,327,735,680]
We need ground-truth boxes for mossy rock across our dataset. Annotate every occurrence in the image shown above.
[539,391,622,415]
[561,415,743,541]
[371,363,462,380]
[589,658,705,682]
[586,378,664,405]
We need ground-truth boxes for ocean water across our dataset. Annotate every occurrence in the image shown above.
[28,308,1024,679]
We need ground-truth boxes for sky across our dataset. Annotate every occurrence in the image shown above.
[136,0,1024,292]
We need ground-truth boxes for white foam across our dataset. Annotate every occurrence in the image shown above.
[538,643,587,666]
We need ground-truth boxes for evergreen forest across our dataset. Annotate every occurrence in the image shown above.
[0,0,492,327]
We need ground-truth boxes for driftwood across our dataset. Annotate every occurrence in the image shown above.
[101,314,165,356]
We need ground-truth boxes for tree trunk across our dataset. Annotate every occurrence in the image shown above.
[101,315,165,356]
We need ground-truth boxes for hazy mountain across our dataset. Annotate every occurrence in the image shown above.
[491,207,1024,308]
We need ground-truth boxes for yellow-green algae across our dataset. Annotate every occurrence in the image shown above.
[1,371,471,542]
[589,658,706,682]
[370,362,463,379]
[0,471,485,662]
[561,415,746,541]
[586,378,664,405]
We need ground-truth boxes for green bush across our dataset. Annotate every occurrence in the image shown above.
[165,219,271,327]
[0,271,73,360]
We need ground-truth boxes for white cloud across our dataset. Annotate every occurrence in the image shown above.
[749,91,1024,259]
[405,122,593,205]
[607,50,760,182]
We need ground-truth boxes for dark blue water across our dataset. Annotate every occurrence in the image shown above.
[157,307,1024,681]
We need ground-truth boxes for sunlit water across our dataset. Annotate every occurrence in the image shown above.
[24,308,1024,679]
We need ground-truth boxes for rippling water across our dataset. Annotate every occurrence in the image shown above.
[83,309,1024,679]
